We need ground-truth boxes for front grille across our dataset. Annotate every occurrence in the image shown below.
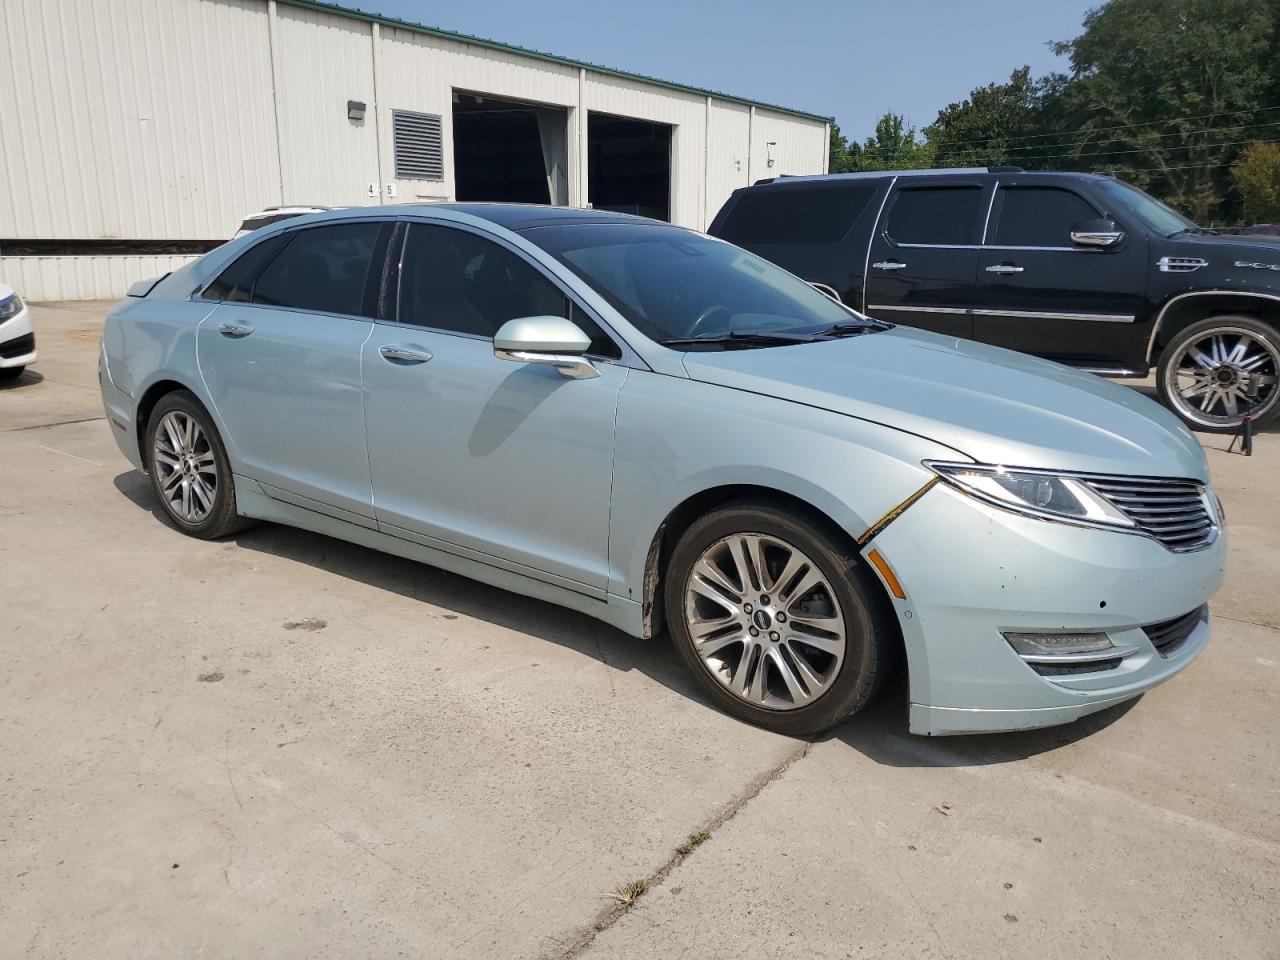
[0,332,34,359]
[1084,476,1216,552]
[1144,605,1208,658]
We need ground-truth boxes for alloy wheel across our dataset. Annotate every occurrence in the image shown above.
[683,533,847,710]
[152,410,218,523]
[1165,326,1280,428]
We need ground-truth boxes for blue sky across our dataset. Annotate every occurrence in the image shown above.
[361,0,1099,138]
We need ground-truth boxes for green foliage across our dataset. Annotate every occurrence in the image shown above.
[1232,142,1280,221]
[826,0,1280,222]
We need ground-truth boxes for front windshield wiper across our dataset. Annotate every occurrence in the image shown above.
[822,319,888,337]
[659,330,821,348]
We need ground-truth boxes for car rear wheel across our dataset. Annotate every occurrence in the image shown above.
[145,391,249,539]
[1157,315,1280,433]
[665,501,894,736]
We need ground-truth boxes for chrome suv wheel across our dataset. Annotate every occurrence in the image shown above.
[144,390,249,539]
[665,500,895,736]
[1157,316,1280,432]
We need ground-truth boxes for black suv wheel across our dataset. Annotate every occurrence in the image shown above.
[1156,315,1280,433]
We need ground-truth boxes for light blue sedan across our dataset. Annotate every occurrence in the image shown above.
[99,205,1225,736]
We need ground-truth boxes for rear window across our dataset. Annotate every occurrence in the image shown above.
[885,186,983,245]
[718,184,877,245]
[200,232,292,302]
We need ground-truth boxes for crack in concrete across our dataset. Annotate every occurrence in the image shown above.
[552,739,813,960]
[4,415,106,433]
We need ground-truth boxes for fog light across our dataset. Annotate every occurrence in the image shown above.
[1003,631,1113,657]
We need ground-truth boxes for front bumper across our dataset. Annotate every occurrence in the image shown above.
[866,481,1225,736]
[0,303,36,368]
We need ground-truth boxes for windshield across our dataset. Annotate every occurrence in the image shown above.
[1093,179,1197,237]
[523,222,865,345]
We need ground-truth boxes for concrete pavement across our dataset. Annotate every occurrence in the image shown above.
[1,303,1276,959]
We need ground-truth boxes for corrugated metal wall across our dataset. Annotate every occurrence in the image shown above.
[0,0,828,300]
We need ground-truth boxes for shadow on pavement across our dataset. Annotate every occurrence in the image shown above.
[115,468,1136,766]
[0,369,44,390]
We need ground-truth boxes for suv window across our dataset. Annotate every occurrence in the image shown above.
[396,223,621,359]
[991,186,1098,247]
[252,222,383,316]
[886,186,983,245]
[201,232,292,302]
[718,183,878,245]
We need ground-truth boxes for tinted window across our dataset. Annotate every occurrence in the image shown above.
[992,187,1099,247]
[718,184,878,245]
[527,222,860,344]
[201,232,292,301]
[397,224,621,359]
[253,222,382,316]
[886,186,983,245]
[1093,178,1196,236]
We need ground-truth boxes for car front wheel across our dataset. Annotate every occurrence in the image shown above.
[145,391,249,539]
[665,501,895,737]
[1157,315,1280,432]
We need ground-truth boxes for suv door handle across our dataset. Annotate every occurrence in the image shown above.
[872,260,907,271]
[217,321,254,338]
[379,344,433,364]
[985,263,1025,274]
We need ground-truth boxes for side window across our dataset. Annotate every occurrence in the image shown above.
[200,232,292,301]
[252,222,383,316]
[717,184,877,245]
[885,186,983,245]
[991,187,1099,247]
[396,224,622,359]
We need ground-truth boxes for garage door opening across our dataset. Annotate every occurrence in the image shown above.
[588,113,671,221]
[452,91,568,205]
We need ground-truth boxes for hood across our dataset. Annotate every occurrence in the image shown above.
[1170,231,1280,256]
[681,327,1208,480]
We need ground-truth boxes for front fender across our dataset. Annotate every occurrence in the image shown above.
[608,370,966,601]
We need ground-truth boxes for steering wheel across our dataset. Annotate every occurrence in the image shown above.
[686,304,732,339]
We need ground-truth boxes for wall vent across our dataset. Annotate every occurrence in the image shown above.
[392,110,445,181]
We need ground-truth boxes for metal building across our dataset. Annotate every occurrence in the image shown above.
[0,0,830,301]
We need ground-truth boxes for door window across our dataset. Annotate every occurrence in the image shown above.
[885,186,983,245]
[990,187,1099,247]
[396,223,621,358]
[251,222,384,316]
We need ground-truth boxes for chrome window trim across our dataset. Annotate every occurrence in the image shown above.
[984,183,1103,249]
[896,243,1087,252]
[861,176,898,312]
[867,303,967,316]
[980,185,999,244]
[1145,289,1280,364]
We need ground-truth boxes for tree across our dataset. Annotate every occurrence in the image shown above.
[855,113,934,171]
[827,122,861,174]
[1232,141,1280,222]
[925,67,1061,169]
[1051,0,1280,221]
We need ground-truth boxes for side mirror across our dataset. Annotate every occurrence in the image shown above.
[493,315,598,379]
[1071,217,1125,248]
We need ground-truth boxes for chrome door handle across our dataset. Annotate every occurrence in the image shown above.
[986,264,1025,274]
[217,321,254,338]
[872,261,907,271]
[379,344,433,364]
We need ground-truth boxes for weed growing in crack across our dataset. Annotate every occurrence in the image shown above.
[677,830,711,855]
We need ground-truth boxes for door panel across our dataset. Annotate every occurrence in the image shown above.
[971,184,1149,365]
[362,326,626,591]
[863,180,987,338]
[197,304,374,517]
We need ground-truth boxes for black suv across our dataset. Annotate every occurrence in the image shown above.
[709,168,1280,432]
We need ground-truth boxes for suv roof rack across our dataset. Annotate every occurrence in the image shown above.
[987,165,1024,173]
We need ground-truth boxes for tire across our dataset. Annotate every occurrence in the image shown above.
[144,390,249,539]
[1156,315,1280,433]
[664,499,895,737]
[0,366,24,381]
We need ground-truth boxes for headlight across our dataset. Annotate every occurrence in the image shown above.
[0,294,23,321]
[926,461,1135,529]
